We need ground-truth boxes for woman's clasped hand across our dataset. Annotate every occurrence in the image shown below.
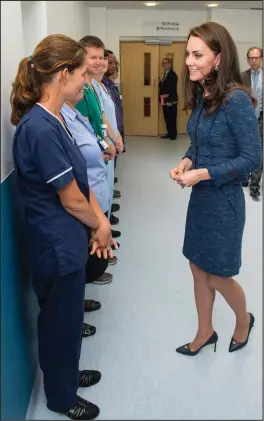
[90,219,118,259]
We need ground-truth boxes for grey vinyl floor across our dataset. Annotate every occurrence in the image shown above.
[27,135,262,420]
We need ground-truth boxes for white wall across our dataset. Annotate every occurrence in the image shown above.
[21,1,47,56]
[89,7,107,45]
[211,8,262,72]
[211,8,262,45]
[1,0,90,181]
[98,8,209,59]
[86,6,262,73]
[46,0,88,41]
[1,1,25,181]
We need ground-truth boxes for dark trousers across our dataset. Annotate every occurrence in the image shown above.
[250,112,263,190]
[163,104,177,139]
[85,249,108,283]
[114,128,125,170]
[86,210,109,283]
[32,267,86,411]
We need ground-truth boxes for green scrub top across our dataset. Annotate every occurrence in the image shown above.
[75,84,104,139]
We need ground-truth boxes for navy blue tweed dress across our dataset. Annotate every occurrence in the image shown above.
[182,88,262,277]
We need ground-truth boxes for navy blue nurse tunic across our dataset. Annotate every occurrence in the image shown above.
[12,103,91,411]
[13,104,90,277]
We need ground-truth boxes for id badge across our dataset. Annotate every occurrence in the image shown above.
[97,136,108,151]
[101,124,107,138]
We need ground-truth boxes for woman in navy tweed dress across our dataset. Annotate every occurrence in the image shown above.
[170,22,262,356]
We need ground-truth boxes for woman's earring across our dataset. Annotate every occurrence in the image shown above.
[215,66,219,71]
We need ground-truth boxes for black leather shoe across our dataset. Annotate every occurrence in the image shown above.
[114,177,118,184]
[250,188,260,199]
[84,300,101,312]
[47,395,100,420]
[109,256,117,265]
[113,190,121,199]
[111,242,120,250]
[229,313,255,352]
[82,323,96,337]
[110,214,119,225]
[111,203,120,212]
[79,370,101,387]
[112,229,121,238]
[176,331,218,356]
[161,134,169,138]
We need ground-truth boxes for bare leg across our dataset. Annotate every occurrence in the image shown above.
[188,262,216,352]
[208,275,250,342]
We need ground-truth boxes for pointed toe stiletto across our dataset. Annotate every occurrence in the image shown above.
[229,313,255,353]
[176,331,218,356]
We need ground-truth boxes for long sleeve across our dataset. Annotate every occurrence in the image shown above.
[207,89,262,186]
[183,143,192,160]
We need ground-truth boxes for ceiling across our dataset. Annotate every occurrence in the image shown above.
[84,1,263,10]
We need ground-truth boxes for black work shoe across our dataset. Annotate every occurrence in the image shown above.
[250,188,260,199]
[114,177,118,184]
[79,370,101,387]
[108,256,117,266]
[47,395,100,420]
[113,190,121,199]
[161,134,169,138]
[111,203,120,212]
[84,299,101,312]
[82,323,96,337]
[110,214,119,225]
[93,272,113,285]
[111,242,120,250]
[112,229,121,238]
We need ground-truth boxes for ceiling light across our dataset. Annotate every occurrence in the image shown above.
[207,3,219,7]
[144,2,159,6]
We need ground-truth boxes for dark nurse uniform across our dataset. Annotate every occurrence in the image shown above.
[12,103,90,411]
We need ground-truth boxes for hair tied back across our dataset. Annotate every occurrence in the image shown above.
[29,55,34,68]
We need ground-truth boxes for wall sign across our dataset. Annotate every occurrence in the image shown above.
[143,21,179,35]
[156,21,179,32]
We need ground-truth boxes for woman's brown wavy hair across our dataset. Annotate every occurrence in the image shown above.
[10,34,86,126]
[183,22,256,115]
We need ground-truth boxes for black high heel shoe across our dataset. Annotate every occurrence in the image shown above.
[176,331,218,356]
[229,313,255,353]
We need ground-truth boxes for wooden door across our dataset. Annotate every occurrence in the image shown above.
[159,42,189,135]
[120,42,159,136]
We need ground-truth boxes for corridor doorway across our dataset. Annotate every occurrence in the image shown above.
[120,41,189,136]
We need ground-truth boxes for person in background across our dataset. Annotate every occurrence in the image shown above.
[241,47,263,199]
[110,58,120,88]
[75,35,122,243]
[92,51,124,227]
[159,57,178,140]
[170,22,261,356]
[103,50,125,167]
[107,55,123,190]
[61,71,119,290]
[109,63,118,84]
[10,34,116,420]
